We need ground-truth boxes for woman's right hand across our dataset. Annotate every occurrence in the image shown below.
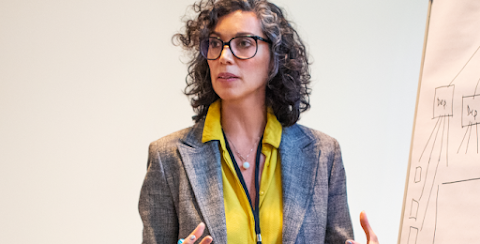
[180,222,213,244]
[345,211,379,244]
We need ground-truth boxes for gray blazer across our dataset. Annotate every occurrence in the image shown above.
[139,120,354,244]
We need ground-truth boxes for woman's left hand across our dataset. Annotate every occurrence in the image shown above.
[179,222,213,244]
[345,211,379,244]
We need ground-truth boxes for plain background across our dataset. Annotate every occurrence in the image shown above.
[0,0,429,243]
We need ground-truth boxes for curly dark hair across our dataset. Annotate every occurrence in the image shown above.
[173,0,311,127]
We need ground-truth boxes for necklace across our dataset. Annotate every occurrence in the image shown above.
[226,135,261,170]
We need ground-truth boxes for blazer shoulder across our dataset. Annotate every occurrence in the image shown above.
[148,126,194,155]
[296,124,340,148]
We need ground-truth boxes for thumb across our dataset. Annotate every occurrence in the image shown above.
[360,211,379,244]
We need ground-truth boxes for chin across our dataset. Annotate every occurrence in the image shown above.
[216,94,239,102]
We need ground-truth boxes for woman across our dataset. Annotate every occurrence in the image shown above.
[139,0,379,243]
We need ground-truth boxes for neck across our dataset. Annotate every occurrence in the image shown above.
[221,98,267,144]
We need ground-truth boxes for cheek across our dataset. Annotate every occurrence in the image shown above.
[207,61,213,72]
[207,61,217,81]
[256,49,272,76]
[253,55,271,79]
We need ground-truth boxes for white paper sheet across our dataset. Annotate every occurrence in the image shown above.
[399,0,480,243]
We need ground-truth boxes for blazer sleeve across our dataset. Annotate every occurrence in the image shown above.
[324,139,354,243]
[138,142,178,244]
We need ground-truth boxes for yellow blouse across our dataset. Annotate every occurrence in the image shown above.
[202,100,283,244]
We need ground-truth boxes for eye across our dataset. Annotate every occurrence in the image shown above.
[236,37,254,48]
[209,39,222,49]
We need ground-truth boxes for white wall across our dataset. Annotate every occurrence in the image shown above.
[0,0,428,243]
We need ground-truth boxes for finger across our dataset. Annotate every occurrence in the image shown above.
[345,240,361,244]
[198,236,213,244]
[184,223,206,244]
[359,211,379,244]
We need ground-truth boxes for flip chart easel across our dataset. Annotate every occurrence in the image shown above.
[398,0,480,243]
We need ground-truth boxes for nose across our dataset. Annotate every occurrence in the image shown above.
[218,45,234,64]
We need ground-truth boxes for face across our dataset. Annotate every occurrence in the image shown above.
[207,10,271,104]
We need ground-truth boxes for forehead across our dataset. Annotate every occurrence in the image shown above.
[212,10,263,37]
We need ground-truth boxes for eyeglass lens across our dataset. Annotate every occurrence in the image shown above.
[201,37,257,60]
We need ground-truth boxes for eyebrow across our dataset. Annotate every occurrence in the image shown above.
[209,31,257,38]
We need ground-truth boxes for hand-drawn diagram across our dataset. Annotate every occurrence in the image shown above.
[458,76,480,154]
[399,0,480,243]
[433,178,480,244]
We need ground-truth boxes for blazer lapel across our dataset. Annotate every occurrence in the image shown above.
[280,124,319,244]
[177,121,228,244]
[176,122,319,244]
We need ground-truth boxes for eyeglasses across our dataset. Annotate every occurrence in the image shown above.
[200,35,272,60]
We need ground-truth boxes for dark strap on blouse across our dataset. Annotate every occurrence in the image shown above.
[223,130,263,244]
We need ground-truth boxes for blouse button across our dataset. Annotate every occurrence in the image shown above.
[260,191,265,195]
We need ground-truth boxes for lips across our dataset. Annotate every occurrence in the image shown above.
[218,72,239,79]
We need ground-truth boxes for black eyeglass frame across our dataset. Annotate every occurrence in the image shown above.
[200,35,272,60]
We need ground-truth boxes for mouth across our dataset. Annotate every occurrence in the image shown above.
[218,72,239,79]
